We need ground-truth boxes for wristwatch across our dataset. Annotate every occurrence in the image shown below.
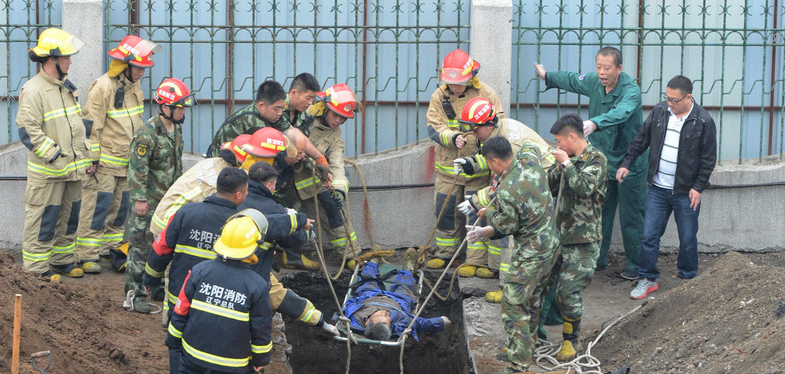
[561,160,571,168]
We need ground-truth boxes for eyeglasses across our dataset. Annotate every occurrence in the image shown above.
[663,94,689,105]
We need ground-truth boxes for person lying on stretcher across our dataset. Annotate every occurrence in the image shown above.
[341,248,452,341]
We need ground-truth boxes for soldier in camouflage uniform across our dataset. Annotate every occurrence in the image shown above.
[125,78,192,313]
[466,137,559,373]
[206,77,333,180]
[544,114,608,361]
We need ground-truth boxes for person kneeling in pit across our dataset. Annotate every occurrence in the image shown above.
[342,248,451,341]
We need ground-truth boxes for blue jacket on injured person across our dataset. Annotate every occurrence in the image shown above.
[342,262,445,341]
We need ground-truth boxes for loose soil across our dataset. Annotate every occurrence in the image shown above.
[1,247,784,374]
[592,251,785,374]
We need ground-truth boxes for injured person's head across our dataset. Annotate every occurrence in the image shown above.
[365,309,392,340]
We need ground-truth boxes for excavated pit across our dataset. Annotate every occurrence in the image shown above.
[279,270,472,374]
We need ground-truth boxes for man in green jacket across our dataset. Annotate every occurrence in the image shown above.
[534,46,647,280]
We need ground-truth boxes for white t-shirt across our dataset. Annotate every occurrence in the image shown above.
[653,103,693,189]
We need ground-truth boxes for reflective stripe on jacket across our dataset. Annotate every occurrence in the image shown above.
[16,72,91,182]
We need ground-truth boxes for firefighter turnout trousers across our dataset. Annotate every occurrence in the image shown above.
[23,180,82,273]
[75,173,129,262]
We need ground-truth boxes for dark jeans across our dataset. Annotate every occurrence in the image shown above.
[638,185,701,281]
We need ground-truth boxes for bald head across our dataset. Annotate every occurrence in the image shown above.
[283,128,308,165]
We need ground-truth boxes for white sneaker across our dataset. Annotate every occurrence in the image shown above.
[630,278,658,299]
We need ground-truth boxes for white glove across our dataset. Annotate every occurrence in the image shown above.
[440,316,452,326]
[466,225,491,243]
[322,322,340,336]
[583,120,597,137]
[457,196,475,215]
[453,158,467,175]
[286,208,298,215]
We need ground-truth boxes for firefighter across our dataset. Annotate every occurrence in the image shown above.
[125,78,193,313]
[150,133,252,238]
[166,211,274,374]
[276,83,363,269]
[17,28,91,281]
[75,35,161,273]
[424,49,505,274]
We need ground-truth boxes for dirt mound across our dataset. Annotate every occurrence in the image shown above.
[592,251,785,374]
[0,250,169,373]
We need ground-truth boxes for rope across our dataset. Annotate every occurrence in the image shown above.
[310,199,358,374]
[343,158,375,246]
[417,172,461,265]
[532,305,643,374]
[396,196,497,374]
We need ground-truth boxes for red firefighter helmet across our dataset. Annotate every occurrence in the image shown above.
[154,78,195,107]
[108,35,161,68]
[242,128,288,157]
[317,83,357,119]
[440,49,480,85]
[220,134,252,164]
[459,97,497,130]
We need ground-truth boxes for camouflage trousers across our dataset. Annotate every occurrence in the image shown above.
[544,241,600,321]
[502,243,559,370]
[124,205,163,298]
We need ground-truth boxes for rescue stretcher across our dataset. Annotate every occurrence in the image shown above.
[333,262,425,346]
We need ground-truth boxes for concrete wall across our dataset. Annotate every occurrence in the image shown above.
[2,140,785,253]
[470,0,513,114]
[62,0,104,107]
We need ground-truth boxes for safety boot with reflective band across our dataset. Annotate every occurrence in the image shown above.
[50,263,84,278]
[282,252,320,271]
[485,289,502,303]
[80,261,102,274]
[42,270,62,282]
[557,317,581,361]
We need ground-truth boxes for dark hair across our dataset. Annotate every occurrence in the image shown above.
[597,46,622,67]
[290,73,320,93]
[667,75,693,95]
[365,318,392,341]
[248,161,279,185]
[216,167,248,195]
[550,113,585,139]
[481,136,514,161]
[255,81,287,105]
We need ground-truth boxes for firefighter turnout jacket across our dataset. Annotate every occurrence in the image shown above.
[16,72,92,181]
[82,72,144,175]
[470,118,556,210]
[291,117,349,200]
[166,258,273,372]
[151,156,233,237]
[426,82,504,185]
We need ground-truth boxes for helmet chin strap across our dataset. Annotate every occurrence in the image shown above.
[124,68,135,83]
[159,105,185,124]
[53,57,65,80]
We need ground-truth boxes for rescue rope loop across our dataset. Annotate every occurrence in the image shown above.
[532,305,643,374]
[121,290,163,314]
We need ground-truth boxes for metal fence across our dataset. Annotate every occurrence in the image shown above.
[511,0,785,163]
[3,0,785,163]
[104,0,470,155]
[0,0,61,145]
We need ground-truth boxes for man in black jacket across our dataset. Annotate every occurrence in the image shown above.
[240,161,340,337]
[617,75,716,299]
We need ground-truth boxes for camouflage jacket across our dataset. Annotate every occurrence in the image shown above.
[486,141,559,260]
[547,142,608,244]
[207,102,292,157]
[128,116,183,209]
